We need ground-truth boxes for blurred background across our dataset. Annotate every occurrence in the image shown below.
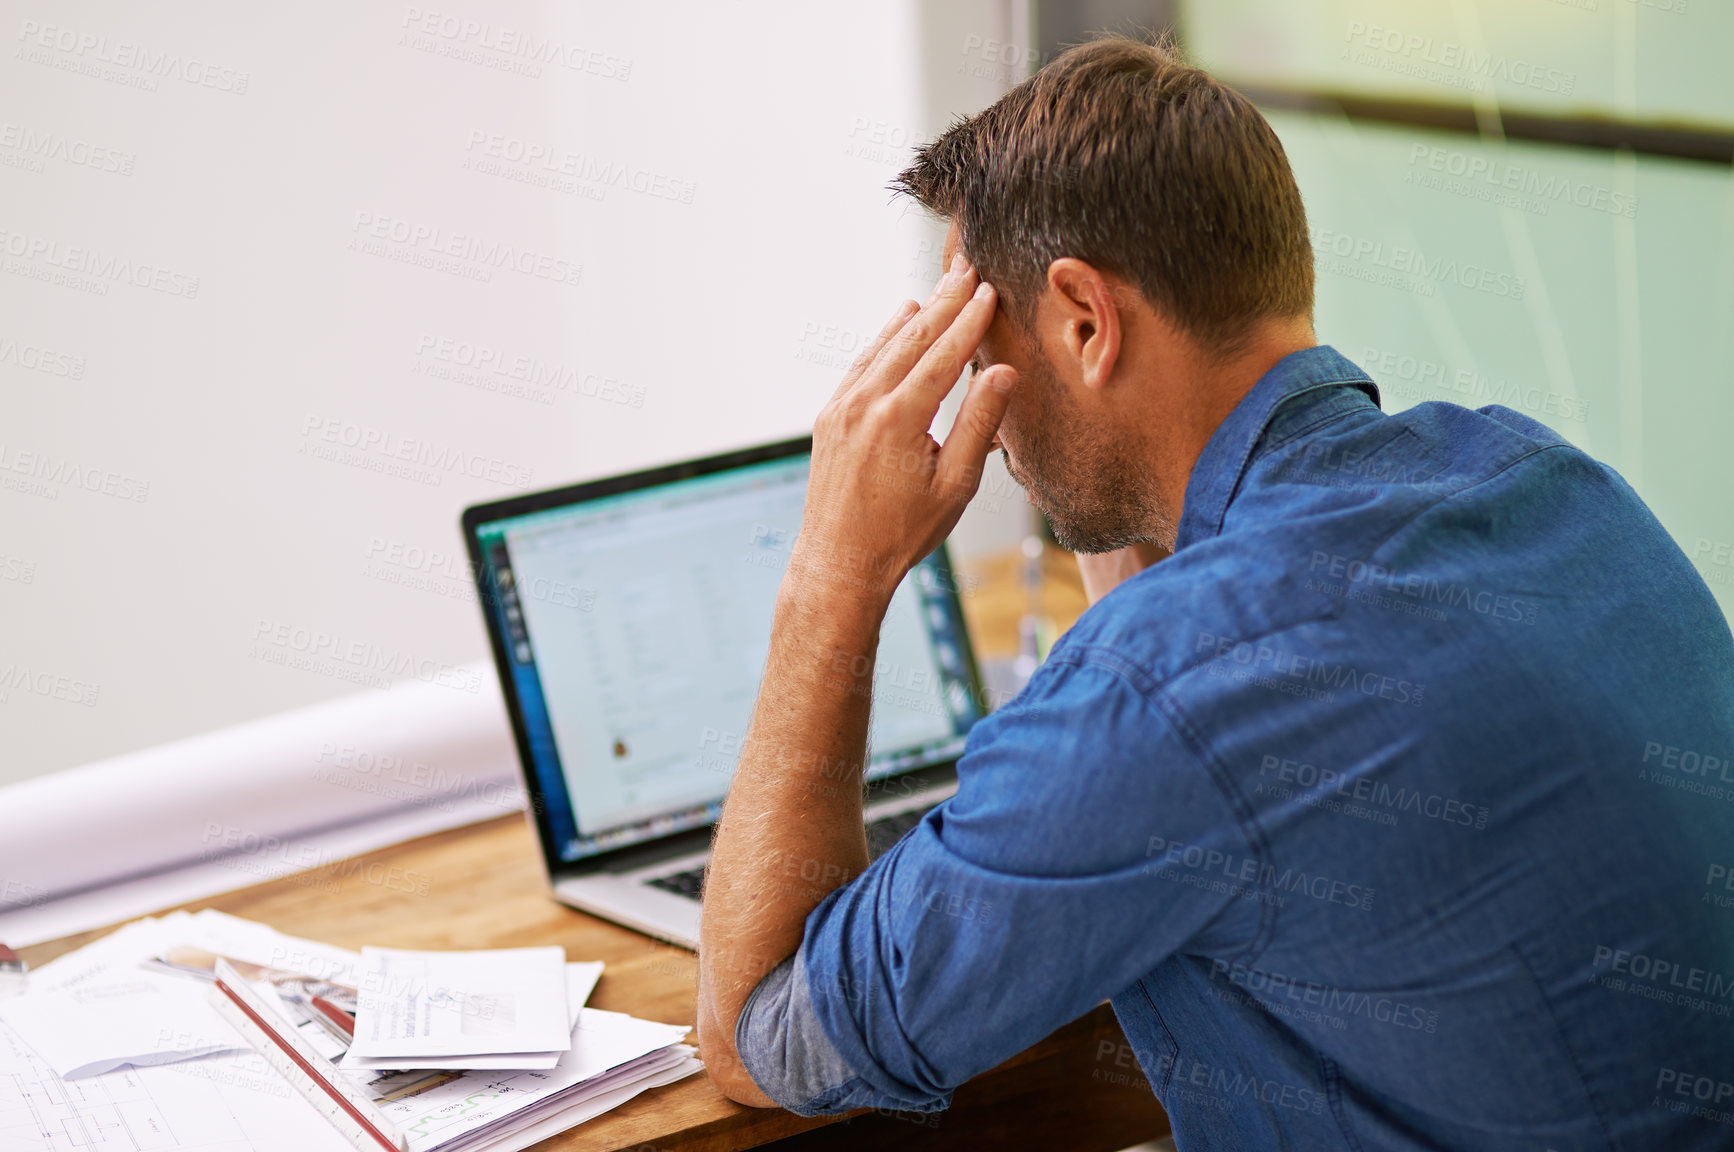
[3,0,1731,791]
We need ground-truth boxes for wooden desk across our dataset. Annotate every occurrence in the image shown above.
[954,542,1093,663]
[19,545,1170,1150]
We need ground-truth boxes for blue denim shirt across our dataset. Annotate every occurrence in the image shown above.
[736,345,1734,1150]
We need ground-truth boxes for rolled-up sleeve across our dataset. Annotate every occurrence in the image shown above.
[736,948,890,1114]
[735,649,1253,1114]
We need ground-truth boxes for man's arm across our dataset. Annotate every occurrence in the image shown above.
[697,253,1019,1105]
[693,562,880,1105]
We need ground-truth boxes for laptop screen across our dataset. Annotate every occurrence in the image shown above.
[468,446,984,865]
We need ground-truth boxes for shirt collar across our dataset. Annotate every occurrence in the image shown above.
[1173,344,1380,552]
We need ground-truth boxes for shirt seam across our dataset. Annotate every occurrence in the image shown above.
[1202,378,1381,542]
[1046,644,1293,963]
[1152,689,1280,963]
[1134,978,1179,1096]
[1260,391,1380,452]
[1359,441,1576,564]
[1319,1056,1368,1151]
[1510,943,1615,1147]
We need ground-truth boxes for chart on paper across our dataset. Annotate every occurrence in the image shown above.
[0,1019,349,1152]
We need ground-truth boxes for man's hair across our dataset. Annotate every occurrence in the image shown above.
[894,36,1313,355]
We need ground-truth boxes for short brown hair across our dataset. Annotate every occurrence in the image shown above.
[894,36,1313,354]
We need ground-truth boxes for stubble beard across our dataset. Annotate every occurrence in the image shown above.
[1000,355,1176,554]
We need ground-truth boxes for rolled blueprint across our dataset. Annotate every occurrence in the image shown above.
[0,662,521,914]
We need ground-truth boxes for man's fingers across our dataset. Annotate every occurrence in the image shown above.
[937,363,1019,499]
[832,300,919,402]
[903,280,999,409]
[857,255,981,398]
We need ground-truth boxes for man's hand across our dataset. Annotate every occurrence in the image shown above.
[696,253,1017,1109]
[791,252,1020,605]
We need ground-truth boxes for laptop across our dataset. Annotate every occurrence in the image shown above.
[461,436,987,949]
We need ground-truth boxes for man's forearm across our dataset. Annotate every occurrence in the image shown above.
[697,563,887,1104]
[694,249,1012,1106]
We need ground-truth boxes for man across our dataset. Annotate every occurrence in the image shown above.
[696,37,1734,1150]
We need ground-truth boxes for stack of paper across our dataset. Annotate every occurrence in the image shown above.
[343,946,582,1072]
[0,910,702,1152]
[369,1010,696,1152]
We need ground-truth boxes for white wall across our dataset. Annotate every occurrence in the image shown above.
[0,0,1033,786]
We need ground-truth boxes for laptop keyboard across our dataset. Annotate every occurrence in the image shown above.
[646,802,938,902]
[646,866,707,900]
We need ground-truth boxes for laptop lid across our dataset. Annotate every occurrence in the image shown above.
[461,436,987,878]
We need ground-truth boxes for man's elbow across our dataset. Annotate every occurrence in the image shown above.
[702,1036,781,1108]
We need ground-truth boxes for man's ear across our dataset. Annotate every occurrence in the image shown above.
[1042,258,1123,391]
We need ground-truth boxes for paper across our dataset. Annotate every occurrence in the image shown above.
[0,908,368,1080]
[30,909,366,995]
[0,973,245,1079]
[0,801,512,952]
[342,962,602,1072]
[0,1015,353,1152]
[348,948,570,1064]
[0,945,25,999]
[211,959,408,1152]
[462,1047,703,1152]
[377,1009,693,1152]
[0,663,521,949]
[0,911,695,1152]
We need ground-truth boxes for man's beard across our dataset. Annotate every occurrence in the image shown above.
[1000,354,1175,554]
